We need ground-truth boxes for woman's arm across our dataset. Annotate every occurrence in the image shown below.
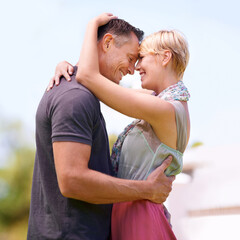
[76,13,174,126]
[80,74,174,126]
[134,88,154,94]
[77,13,117,77]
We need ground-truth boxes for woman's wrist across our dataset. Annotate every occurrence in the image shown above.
[89,18,101,28]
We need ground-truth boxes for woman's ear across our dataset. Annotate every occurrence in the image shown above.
[162,50,172,66]
[102,33,114,52]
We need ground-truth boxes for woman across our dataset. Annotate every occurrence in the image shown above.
[50,13,190,240]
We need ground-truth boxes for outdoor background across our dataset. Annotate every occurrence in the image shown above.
[0,0,240,239]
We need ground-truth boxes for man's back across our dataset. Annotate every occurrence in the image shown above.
[27,68,113,240]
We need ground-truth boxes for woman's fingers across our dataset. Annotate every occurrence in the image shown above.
[95,13,118,26]
[68,65,74,76]
[54,73,60,86]
[47,77,55,91]
[47,61,74,92]
[61,70,71,81]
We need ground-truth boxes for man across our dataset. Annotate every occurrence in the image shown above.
[27,17,174,240]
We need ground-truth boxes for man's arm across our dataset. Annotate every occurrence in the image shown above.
[53,141,174,204]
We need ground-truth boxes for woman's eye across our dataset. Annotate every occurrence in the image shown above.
[135,58,141,65]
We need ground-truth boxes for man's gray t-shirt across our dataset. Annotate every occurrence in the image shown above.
[27,68,113,239]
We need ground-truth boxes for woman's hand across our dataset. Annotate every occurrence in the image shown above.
[91,13,118,27]
[47,61,74,91]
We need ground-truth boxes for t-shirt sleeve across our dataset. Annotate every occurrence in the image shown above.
[50,88,99,145]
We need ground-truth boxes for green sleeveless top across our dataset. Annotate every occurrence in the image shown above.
[117,101,188,180]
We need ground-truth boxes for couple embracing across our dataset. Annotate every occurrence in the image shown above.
[27,13,190,240]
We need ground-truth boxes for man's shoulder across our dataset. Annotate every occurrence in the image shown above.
[69,66,96,98]
[48,79,98,104]
[37,80,100,121]
[62,82,96,101]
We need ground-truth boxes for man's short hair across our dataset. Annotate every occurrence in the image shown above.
[97,19,144,46]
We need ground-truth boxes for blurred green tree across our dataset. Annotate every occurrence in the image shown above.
[191,141,203,148]
[0,118,34,240]
[108,133,118,155]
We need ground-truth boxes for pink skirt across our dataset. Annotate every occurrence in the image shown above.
[111,200,177,240]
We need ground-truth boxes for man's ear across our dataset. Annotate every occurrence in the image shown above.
[162,50,172,66]
[102,33,114,52]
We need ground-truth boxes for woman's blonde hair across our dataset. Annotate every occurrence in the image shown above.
[139,30,189,79]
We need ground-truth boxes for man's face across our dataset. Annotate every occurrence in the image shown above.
[101,32,139,84]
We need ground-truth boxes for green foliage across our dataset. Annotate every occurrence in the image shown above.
[191,141,204,148]
[0,119,35,240]
[0,147,34,225]
[108,134,118,155]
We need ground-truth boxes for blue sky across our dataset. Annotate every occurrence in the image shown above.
[0,0,240,147]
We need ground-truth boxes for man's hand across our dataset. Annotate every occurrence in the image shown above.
[47,61,74,91]
[146,156,175,203]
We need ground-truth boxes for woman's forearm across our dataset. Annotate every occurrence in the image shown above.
[77,14,117,79]
[77,19,99,76]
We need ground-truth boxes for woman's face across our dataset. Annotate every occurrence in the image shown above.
[135,53,162,91]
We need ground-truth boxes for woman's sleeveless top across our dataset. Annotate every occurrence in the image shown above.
[117,101,188,180]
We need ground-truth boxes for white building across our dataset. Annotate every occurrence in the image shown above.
[167,144,240,240]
